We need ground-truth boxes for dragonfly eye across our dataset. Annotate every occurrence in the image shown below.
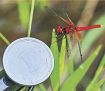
[57,25,63,33]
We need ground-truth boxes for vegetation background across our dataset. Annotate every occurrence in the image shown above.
[0,0,105,91]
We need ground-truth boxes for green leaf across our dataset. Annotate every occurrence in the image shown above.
[0,32,10,45]
[38,0,48,11]
[19,87,29,91]
[39,84,47,91]
[50,29,60,91]
[98,78,105,88]
[59,36,66,78]
[67,35,74,75]
[33,86,40,91]
[101,79,105,91]
[60,45,101,91]
[86,55,105,91]
[86,84,100,91]
[17,0,30,27]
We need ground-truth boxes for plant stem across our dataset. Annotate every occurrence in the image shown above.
[27,0,35,37]
[0,32,10,45]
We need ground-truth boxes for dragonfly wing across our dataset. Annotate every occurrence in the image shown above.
[74,32,83,61]
[65,12,75,26]
[74,32,81,41]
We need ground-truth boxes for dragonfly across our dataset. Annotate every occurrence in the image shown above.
[54,11,101,61]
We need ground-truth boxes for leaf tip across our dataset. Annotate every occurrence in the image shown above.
[53,28,56,32]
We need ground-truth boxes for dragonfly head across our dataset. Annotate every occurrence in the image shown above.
[57,25,63,34]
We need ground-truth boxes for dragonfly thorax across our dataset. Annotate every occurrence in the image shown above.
[56,25,77,35]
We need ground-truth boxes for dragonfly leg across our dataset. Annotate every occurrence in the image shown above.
[77,41,82,62]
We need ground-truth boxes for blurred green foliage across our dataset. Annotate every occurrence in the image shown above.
[82,13,105,53]
[0,0,105,91]
[17,0,30,28]
[86,55,105,91]
[50,29,60,91]
[49,30,103,91]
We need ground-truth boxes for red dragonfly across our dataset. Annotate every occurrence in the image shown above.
[55,12,101,61]
[56,13,101,40]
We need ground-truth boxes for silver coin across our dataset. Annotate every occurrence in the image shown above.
[3,37,54,86]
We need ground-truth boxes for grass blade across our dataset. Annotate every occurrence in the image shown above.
[33,86,40,91]
[59,36,66,78]
[0,32,10,45]
[86,55,105,91]
[39,84,47,91]
[19,87,29,91]
[17,0,30,27]
[50,29,60,91]
[60,45,101,91]
[100,77,105,91]
[27,0,35,37]
[98,78,105,87]
[86,84,100,91]
[67,35,74,75]
[37,0,48,11]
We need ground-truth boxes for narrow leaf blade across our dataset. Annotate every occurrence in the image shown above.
[50,29,60,91]
[61,45,101,91]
